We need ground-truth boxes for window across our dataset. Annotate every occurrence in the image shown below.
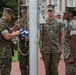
[69,0,73,6]
[52,0,60,11]
[67,0,75,7]
[41,1,46,10]
[53,0,58,7]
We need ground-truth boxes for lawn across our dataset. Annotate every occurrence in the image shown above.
[12,50,18,62]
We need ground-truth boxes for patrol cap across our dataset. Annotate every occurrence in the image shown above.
[47,4,55,11]
[21,4,29,12]
[3,8,15,18]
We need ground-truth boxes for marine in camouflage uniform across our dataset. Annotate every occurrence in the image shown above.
[40,5,65,75]
[0,8,20,75]
[15,4,29,75]
[64,9,76,75]
[0,18,12,75]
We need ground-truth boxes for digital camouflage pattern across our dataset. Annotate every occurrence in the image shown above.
[64,21,71,59]
[41,18,65,75]
[0,18,12,75]
[16,18,28,30]
[16,17,29,75]
[69,20,76,35]
[64,20,76,75]
[42,52,61,75]
[64,59,76,75]
[42,18,65,53]
[64,20,76,59]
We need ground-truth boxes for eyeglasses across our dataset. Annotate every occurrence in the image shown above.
[48,10,53,12]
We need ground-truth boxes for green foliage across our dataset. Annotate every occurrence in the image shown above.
[0,0,18,18]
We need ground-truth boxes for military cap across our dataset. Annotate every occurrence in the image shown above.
[3,8,15,18]
[47,4,55,11]
[21,4,29,12]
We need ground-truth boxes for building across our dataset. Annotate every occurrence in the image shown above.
[40,0,76,19]
[21,0,76,19]
[21,0,29,4]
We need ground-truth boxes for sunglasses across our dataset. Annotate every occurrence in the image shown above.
[48,10,53,12]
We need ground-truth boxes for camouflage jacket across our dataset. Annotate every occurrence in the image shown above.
[69,20,76,35]
[16,17,28,30]
[41,18,65,53]
[64,20,76,59]
[15,17,29,46]
[0,18,12,59]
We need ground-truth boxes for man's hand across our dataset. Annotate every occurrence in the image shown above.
[10,24,20,32]
[3,31,20,40]
[13,31,20,36]
[59,47,63,55]
[14,24,20,31]
[15,24,20,29]
[59,47,64,59]
[24,36,29,41]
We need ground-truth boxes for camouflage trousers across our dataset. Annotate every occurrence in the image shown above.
[18,45,29,75]
[42,52,61,75]
[64,58,76,75]
[0,58,12,75]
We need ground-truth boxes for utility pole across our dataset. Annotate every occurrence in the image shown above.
[29,0,38,75]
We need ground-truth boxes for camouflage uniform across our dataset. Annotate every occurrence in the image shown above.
[64,20,76,75]
[41,18,65,75]
[16,17,29,75]
[0,18,12,75]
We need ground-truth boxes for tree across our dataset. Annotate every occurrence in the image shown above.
[0,0,19,18]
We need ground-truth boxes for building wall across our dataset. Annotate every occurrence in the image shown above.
[46,0,76,16]
[49,0,76,11]
[62,0,65,11]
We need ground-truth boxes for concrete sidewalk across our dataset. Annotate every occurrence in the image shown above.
[38,51,65,75]
[11,51,65,75]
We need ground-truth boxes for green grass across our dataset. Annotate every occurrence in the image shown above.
[12,50,18,62]
[12,41,40,62]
